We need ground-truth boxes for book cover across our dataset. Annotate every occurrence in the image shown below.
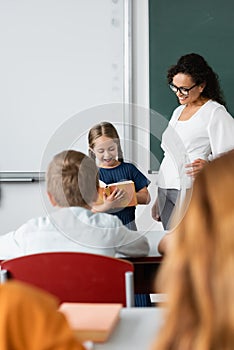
[59,303,122,343]
[95,180,137,207]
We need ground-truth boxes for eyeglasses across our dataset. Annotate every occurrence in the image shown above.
[169,83,197,96]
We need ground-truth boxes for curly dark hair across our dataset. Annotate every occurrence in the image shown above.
[167,53,226,106]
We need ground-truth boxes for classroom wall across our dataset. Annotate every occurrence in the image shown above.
[132,0,161,231]
[0,0,161,235]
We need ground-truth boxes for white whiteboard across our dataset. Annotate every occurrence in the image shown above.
[0,0,130,172]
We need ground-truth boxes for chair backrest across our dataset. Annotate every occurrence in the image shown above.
[0,252,134,307]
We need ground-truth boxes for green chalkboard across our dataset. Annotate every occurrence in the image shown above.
[149,0,234,170]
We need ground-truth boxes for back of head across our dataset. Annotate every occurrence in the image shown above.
[153,150,234,350]
[88,121,124,162]
[167,53,226,105]
[47,150,99,208]
[0,281,84,350]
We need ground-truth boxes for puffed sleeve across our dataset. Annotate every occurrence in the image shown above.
[208,105,234,158]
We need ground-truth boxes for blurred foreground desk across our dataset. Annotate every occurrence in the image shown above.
[94,307,164,350]
[123,231,165,294]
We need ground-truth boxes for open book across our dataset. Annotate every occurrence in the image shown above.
[59,303,122,343]
[95,180,137,207]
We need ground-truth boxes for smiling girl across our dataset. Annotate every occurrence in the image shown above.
[88,121,151,231]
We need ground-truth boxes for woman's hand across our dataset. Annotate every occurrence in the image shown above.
[185,158,208,178]
[151,198,161,221]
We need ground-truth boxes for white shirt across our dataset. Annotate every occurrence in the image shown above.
[158,100,234,189]
[0,207,149,260]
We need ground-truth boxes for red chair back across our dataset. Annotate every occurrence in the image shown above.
[1,252,134,306]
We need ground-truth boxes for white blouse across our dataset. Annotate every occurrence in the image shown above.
[158,100,234,189]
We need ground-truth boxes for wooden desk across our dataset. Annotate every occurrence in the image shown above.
[124,256,162,294]
[121,230,165,294]
[94,307,164,349]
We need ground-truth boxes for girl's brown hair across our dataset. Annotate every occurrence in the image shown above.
[153,150,234,350]
[88,122,124,162]
[47,150,99,208]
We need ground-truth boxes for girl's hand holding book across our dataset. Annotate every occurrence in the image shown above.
[102,187,126,210]
[92,187,126,213]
